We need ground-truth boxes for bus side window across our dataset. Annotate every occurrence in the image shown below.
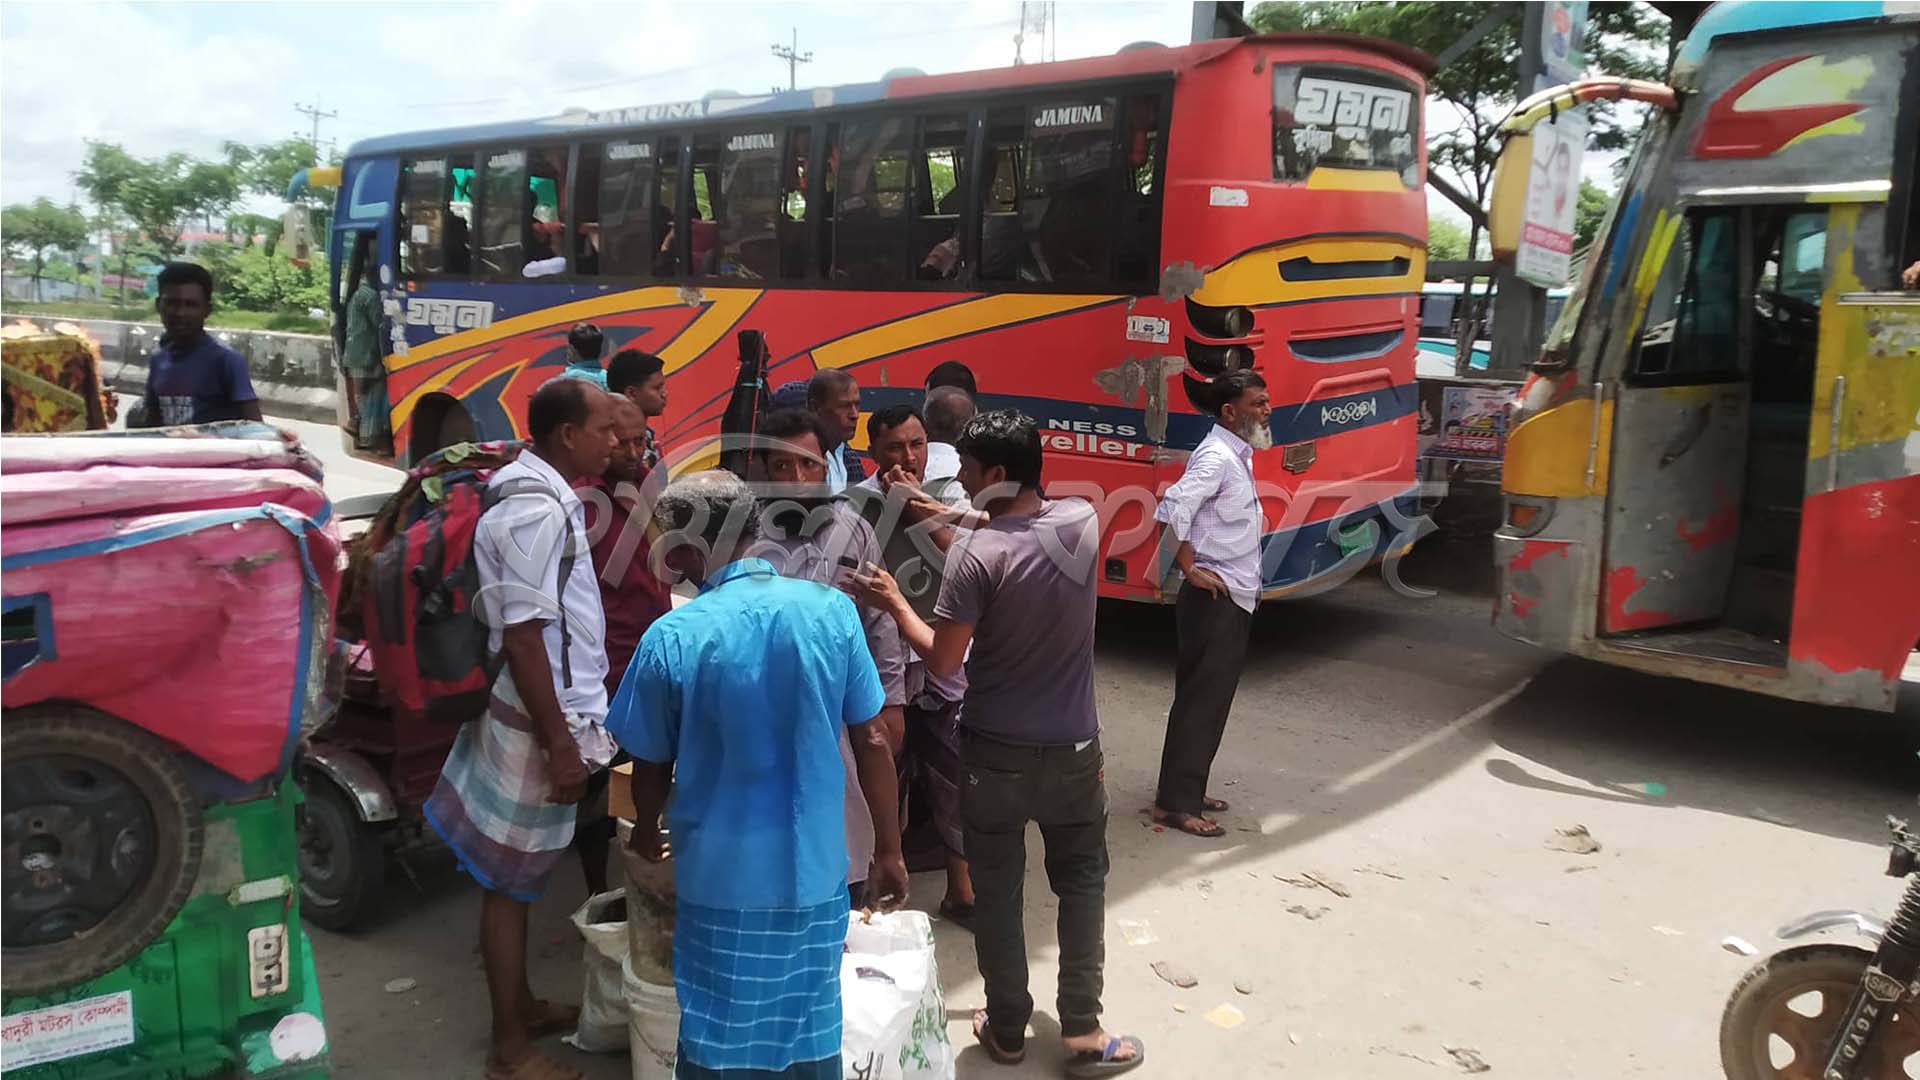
[1020,95,1117,289]
[817,123,839,277]
[833,117,912,286]
[527,147,567,273]
[914,114,967,282]
[687,146,723,276]
[978,108,1025,283]
[399,154,473,277]
[478,148,529,280]
[781,126,811,279]
[699,130,781,281]
[1114,94,1164,288]
[572,143,601,275]
[655,137,684,277]
[595,137,654,277]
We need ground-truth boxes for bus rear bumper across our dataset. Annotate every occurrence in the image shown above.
[1255,487,1429,602]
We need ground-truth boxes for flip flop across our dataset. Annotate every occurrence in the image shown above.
[1064,1034,1146,1078]
[1203,796,1230,813]
[524,1000,580,1039]
[972,1010,1025,1065]
[1151,810,1225,838]
[485,1051,584,1080]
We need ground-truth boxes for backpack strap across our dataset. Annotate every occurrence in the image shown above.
[488,477,581,690]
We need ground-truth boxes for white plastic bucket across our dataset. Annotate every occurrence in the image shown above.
[624,956,679,1080]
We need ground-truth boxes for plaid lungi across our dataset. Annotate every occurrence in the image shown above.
[673,898,848,1075]
[422,693,576,901]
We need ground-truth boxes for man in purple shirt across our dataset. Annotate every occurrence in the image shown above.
[852,410,1144,1077]
[139,262,262,426]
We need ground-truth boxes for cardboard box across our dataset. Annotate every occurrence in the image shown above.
[607,759,636,822]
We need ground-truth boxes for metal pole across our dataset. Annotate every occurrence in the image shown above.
[1488,3,1547,379]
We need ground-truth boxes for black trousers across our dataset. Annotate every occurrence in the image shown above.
[961,729,1108,1047]
[1155,580,1252,816]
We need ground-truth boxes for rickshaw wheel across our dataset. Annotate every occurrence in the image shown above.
[2,704,204,994]
[1719,943,1920,1079]
[296,773,385,932]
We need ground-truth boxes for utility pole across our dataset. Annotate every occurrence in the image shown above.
[293,100,337,165]
[1487,3,1547,379]
[770,28,811,91]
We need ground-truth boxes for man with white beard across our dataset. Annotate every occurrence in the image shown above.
[1149,367,1271,838]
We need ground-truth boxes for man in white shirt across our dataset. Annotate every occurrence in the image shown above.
[423,377,616,1080]
[852,398,979,922]
[1150,368,1270,838]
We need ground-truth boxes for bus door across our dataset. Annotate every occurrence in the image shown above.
[1600,206,1754,642]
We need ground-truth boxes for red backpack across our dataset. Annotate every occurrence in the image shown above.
[356,442,578,724]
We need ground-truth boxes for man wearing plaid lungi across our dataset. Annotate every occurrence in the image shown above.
[423,378,617,1080]
[608,470,906,1079]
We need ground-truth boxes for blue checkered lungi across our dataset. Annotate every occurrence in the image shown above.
[673,898,848,1075]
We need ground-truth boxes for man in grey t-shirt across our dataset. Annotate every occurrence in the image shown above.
[853,411,1143,1075]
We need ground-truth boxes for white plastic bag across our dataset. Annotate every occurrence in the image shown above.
[624,955,679,1080]
[840,910,954,1080]
[563,890,630,1053]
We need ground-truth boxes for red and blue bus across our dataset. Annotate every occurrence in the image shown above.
[322,33,1431,601]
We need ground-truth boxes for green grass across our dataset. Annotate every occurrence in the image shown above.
[0,299,328,335]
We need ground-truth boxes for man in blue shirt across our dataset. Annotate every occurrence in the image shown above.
[139,262,262,426]
[607,469,905,1080]
[554,322,609,389]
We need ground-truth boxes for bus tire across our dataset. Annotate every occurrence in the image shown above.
[1,704,204,995]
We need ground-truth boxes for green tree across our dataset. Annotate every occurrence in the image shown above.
[1249,2,1667,208]
[1428,214,1469,261]
[1574,178,1613,250]
[2,198,90,301]
[74,142,241,261]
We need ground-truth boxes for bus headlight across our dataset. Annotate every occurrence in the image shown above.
[1185,299,1254,339]
[1184,340,1253,376]
[1502,495,1555,538]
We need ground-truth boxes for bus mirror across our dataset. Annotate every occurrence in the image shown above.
[1487,133,1533,262]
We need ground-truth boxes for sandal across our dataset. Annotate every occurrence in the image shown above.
[1064,1034,1146,1078]
[939,898,975,932]
[524,999,579,1039]
[485,1051,584,1080]
[1203,796,1230,813]
[972,1010,1026,1065]
[1150,809,1226,838]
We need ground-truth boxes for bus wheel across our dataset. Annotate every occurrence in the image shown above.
[1,705,204,994]
[295,772,386,932]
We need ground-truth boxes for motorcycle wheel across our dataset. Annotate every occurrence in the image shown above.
[2,704,205,994]
[295,774,386,932]
[1719,943,1920,1079]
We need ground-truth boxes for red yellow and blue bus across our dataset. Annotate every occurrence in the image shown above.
[1489,2,1920,711]
[321,33,1432,601]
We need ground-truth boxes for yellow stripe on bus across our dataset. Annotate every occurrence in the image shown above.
[1304,167,1412,193]
[808,293,1116,372]
[1809,205,1920,458]
[1189,237,1425,309]
[387,286,763,375]
[391,351,492,433]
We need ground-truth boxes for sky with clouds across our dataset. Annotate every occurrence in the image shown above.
[1,1,1635,225]
[1,1,1196,213]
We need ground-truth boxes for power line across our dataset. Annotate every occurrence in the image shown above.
[293,100,337,165]
[769,27,812,91]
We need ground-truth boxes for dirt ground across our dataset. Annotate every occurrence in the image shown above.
[309,527,1916,1079]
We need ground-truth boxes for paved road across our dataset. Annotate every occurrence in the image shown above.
[298,505,1915,1078]
[111,395,404,502]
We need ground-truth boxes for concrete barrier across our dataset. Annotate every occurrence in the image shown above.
[9,315,342,424]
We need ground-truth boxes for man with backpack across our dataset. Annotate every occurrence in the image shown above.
[422,377,617,1080]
